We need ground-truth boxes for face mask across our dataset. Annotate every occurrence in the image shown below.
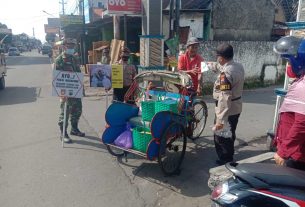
[286,64,297,78]
[65,49,75,55]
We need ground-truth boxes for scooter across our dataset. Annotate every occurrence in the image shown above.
[211,162,305,207]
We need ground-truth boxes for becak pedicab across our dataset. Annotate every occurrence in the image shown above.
[102,70,208,175]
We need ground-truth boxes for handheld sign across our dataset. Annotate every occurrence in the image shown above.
[111,64,123,89]
[52,70,84,98]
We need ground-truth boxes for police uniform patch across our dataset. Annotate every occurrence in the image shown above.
[219,73,231,91]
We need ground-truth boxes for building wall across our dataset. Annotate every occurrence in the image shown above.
[212,0,275,41]
[199,41,281,84]
[163,12,204,39]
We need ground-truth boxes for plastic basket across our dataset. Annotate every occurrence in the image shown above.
[155,99,178,114]
[132,127,152,153]
[141,100,156,121]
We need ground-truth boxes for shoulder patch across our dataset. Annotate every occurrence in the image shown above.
[219,73,231,91]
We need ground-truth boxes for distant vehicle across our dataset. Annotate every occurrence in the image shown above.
[8,47,20,56]
[41,45,52,55]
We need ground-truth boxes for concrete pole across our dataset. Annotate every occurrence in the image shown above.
[113,16,120,39]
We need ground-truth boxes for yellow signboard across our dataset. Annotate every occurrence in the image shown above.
[111,64,123,88]
[60,15,83,27]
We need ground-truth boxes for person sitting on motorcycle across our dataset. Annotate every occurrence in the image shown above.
[273,36,305,171]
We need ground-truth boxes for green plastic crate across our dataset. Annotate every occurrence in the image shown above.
[132,127,152,153]
[141,100,156,121]
[155,99,178,114]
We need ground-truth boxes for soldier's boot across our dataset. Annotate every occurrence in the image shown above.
[59,122,72,143]
[70,123,85,137]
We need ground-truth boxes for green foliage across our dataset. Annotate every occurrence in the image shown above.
[0,23,8,29]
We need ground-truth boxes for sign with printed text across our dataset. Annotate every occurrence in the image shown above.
[60,15,83,27]
[88,64,112,89]
[52,70,84,98]
[111,64,123,88]
[107,0,141,15]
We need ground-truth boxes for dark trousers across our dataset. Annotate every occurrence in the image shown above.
[113,86,130,102]
[214,113,240,162]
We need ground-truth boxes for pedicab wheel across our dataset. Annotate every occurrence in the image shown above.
[106,145,125,157]
[158,122,187,176]
[191,100,208,140]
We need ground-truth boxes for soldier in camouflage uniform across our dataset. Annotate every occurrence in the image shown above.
[55,38,85,143]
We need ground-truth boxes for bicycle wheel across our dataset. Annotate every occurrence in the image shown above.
[106,144,125,157]
[158,122,187,176]
[191,100,208,139]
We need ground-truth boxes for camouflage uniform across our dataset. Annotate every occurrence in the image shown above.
[55,52,84,136]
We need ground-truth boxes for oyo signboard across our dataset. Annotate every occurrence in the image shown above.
[107,0,141,15]
[52,70,84,98]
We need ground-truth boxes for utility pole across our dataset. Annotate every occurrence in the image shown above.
[32,27,35,37]
[113,16,120,39]
[60,0,66,15]
[175,0,180,37]
[81,0,86,65]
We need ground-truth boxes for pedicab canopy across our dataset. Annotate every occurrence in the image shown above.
[134,70,193,88]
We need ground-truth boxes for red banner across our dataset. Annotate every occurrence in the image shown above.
[107,0,141,15]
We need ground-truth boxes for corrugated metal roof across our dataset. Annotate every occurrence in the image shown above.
[163,0,212,10]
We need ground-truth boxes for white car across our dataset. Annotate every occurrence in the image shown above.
[8,47,20,56]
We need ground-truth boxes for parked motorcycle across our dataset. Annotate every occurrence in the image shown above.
[211,162,305,207]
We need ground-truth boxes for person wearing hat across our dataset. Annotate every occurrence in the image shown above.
[273,36,305,171]
[213,43,245,165]
[178,37,204,95]
[113,47,137,102]
[100,46,111,64]
[55,37,85,143]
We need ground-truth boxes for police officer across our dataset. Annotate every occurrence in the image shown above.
[213,43,245,165]
[55,38,85,143]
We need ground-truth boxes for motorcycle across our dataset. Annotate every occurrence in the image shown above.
[211,162,305,207]
[48,51,52,58]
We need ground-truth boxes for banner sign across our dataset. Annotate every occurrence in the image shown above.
[107,0,141,15]
[48,18,61,27]
[60,15,83,27]
[111,64,123,88]
[0,28,12,34]
[52,70,84,98]
[88,64,112,89]
[44,25,60,34]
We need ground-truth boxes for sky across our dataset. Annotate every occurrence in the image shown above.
[0,0,78,42]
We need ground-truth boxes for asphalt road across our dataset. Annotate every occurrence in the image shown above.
[0,51,277,207]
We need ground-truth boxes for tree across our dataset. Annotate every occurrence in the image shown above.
[0,23,8,29]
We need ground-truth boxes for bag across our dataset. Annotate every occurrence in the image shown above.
[114,123,133,149]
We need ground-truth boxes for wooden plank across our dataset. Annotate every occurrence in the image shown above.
[110,39,125,64]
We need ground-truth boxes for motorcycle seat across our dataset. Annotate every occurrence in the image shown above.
[233,163,305,189]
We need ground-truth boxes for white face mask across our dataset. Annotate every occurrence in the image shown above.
[65,49,75,55]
